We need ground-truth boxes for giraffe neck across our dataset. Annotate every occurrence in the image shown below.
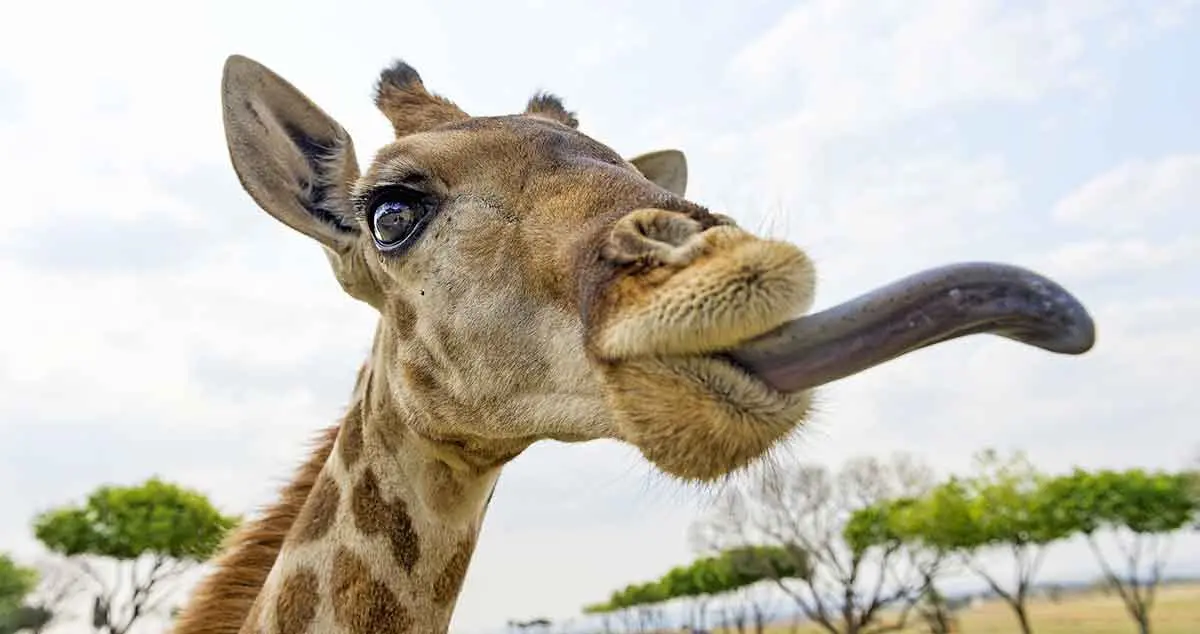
[242,363,503,634]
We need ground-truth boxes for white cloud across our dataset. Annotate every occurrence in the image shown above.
[731,1,1099,132]
[1052,154,1200,232]
[1031,154,1200,294]
[1038,236,1200,281]
[789,152,1021,287]
[0,237,374,424]
[725,0,1197,204]
[731,0,1193,114]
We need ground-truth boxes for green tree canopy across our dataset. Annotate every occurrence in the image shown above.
[1042,467,1197,634]
[1044,468,1196,536]
[845,496,960,634]
[660,564,700,599]
[688,557,734,597]
[581,601,613,614]
[897,450,1075,634]
[34,477,237,561]
[32,477,239,634]
[721,544,808,588]
[609,581,669,609]
[582,545,805,632]
[843,500,905,556]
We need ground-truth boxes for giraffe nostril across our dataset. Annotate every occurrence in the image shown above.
[602,208,705,266]
[631,209,701,248]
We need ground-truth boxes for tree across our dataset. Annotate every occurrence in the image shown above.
[663,560,719,630]
[1044,468,1198,634]
[32,477,239,634]
[909,449,1076,634]
[0,554,38,634]
[718,545,803,634]
[712,454,936,634]
[582,580,666,633]
[604,581,670,632]
[581,601,617,634]
[848,498,956,634]
[582,547,799,634]
[690,490,806,633]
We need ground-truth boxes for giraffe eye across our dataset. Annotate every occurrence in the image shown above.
[368,188,434,252]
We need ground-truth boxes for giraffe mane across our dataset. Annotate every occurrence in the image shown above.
[172,424,340,634]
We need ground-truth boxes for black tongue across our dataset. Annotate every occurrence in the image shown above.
[724,262,1096,394]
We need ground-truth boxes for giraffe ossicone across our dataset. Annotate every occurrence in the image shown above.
[172,54,1096,634]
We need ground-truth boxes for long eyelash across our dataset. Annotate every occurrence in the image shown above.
[351,187,392,223]
[351,184,426,223]
[350,192,373,219]
[350,189,375,224]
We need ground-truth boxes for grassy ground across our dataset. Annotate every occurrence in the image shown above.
[715,583,1200,634]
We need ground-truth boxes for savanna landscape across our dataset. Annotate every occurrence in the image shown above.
[2,2,1198,634]
[743,582,1200,634]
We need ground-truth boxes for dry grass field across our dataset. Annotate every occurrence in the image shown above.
[714,583,1200,634]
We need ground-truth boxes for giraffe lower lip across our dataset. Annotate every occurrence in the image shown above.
[724,262,1097,394]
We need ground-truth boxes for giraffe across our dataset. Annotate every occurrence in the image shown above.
[171,54,1096,634]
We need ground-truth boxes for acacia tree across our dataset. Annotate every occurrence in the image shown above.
[689,484,751,629]
[690,490,801,633]
[33,477,239,634]
[627,581,670,632]
[581,601,616,634]
[660,560,719,631]
[716,454,936,634]
[583,546,799,634]
[911,450,1077,634]
[648,555,743,632]
[847,498,956,634]
[718,545,805,634]
[1045,468,1197,634]
[590,580,670,633]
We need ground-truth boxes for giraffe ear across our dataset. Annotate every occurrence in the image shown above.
[221,54,362,252]
[629,149,688,197]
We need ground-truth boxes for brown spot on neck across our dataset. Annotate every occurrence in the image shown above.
[274,567,319,634]
[432,538,475,606]
[350,468,421,575]
[339,402,364,468]
[330,547,413,634]
[292,474,340,543]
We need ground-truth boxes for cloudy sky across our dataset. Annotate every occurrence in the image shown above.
[1,0,1197,632]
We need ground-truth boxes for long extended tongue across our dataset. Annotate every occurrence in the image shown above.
[725,262,1096,394]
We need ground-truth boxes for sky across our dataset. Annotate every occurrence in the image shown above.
[0,0,1198,632]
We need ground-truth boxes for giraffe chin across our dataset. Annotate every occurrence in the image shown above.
[601,353,814,482]
[723,261,1097,394]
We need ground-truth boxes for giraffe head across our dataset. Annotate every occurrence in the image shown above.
[221,55,1095,482]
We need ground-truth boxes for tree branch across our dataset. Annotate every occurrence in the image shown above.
[1086,534,1135,610]
[961,553,1017,606]
[1145,532,1175,612]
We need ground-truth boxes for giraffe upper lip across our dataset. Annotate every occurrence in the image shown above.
[722,262,1097,394]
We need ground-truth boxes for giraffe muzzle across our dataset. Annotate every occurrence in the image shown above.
[723,262,1097,394]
